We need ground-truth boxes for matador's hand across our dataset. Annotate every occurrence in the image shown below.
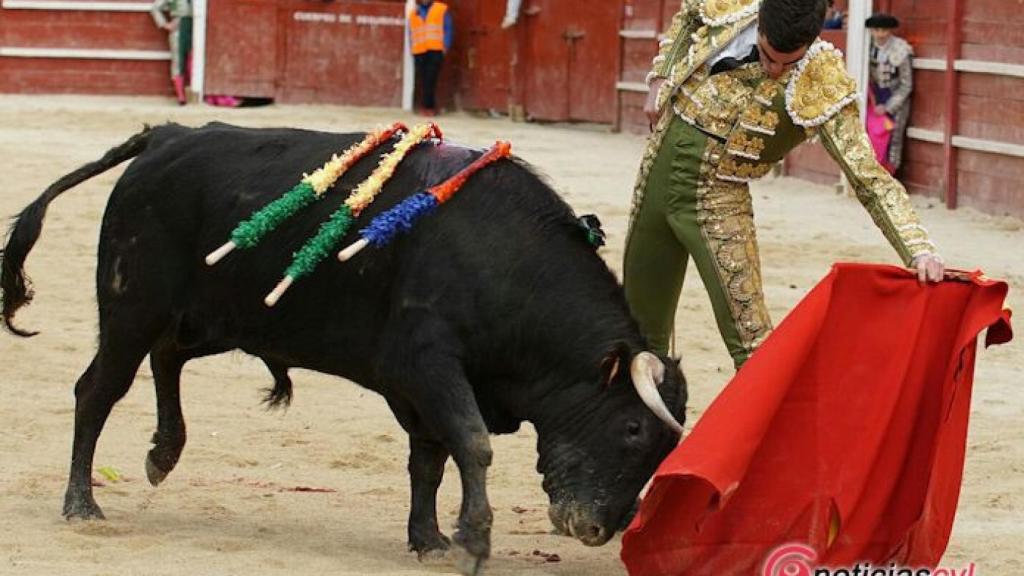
[912,253,945,284]
[644,78,667,130]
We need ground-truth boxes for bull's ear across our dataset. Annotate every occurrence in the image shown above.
[599,342,630,388]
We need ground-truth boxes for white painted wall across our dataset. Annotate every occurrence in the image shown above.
[192,0,207,97]
[845,0,873,122]
[402,0,415,111]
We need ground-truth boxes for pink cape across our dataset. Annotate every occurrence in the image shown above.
[866,106,895,173]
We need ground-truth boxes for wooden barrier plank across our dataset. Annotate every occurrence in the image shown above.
[621,37,657,84]
[203,0,277,99]
[957,169,1024,218]
[0,9,166,51]
[278,2,404,106]
[0,55,169,94]
[959,148,1024,178]
[964,0,1024,24]
[961,44,1024,65]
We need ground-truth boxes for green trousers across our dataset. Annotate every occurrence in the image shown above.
[168,16,193,78]
[624,116,772,368]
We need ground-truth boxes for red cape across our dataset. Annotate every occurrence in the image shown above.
[621,263,1012,575]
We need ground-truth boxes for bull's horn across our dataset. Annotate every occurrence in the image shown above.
[630,352,683,434]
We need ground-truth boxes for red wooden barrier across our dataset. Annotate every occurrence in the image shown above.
[452,0,621,123]
[0,3,171,96]
[204,0,405,106]
[453,0,514,113]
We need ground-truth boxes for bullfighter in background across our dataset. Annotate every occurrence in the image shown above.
[866,12,914,174]
[150,0,193,105]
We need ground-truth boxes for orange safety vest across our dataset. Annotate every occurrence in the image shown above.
[409,2,447,55]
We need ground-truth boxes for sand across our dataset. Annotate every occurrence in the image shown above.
[0,95,1020,576]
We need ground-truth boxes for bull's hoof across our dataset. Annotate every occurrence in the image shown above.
[62,493,105,521]
[452,544,486,576]
[145,453,170,487]
[409,530,451,560]
[452,530,489,576]
[417,548,449,562]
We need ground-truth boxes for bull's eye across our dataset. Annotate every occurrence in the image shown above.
[626,421,642,438]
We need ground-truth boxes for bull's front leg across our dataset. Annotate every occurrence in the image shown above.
[407,436,452,557]
[381,318,494,575]
[403,364,493,575]
[449,431,493,572]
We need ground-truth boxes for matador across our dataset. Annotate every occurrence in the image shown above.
[624,0,945,368]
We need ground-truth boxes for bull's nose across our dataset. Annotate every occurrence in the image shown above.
[577,523,610,546]
[548,503,569,535]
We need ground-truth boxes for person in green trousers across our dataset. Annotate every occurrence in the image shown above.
[624,0,945,369]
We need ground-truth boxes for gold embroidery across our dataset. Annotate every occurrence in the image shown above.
[753,79,781,107]
[681,26,714,81]
[652,0,703,78]
[665,67,788,181]
[817,104,937,265]
[715,156,774,182]
[699,0,760,26]
[786,41,859,127]
[726,131,766,160]
[672,70,753,138]
[695,139,772,352]
[739,106,781,136]
[649,0,760,119]
[659,43,814,184]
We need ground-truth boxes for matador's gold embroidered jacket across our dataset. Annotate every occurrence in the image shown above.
[640,0,936,265]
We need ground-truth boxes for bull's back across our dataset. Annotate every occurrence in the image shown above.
[112,123,364,239]
[100,123,486,376]
[98,122,588,380]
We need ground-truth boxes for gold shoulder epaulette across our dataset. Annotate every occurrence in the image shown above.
[785,41,859,128]
[698,0,760,27]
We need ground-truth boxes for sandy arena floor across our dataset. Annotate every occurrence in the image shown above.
[0,95,1021,575]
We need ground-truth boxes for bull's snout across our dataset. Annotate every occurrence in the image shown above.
[571,519,611,547]
[548,502,614,547]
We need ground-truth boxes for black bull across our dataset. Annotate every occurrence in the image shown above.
[1,123,687,572]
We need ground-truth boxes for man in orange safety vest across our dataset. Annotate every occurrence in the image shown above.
[409,0,453,116]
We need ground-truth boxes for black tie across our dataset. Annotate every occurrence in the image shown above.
[710,45,760,76]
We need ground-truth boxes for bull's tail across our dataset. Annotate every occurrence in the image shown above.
[1,125,155,336]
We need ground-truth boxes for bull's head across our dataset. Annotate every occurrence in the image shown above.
[534,349,686,546]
